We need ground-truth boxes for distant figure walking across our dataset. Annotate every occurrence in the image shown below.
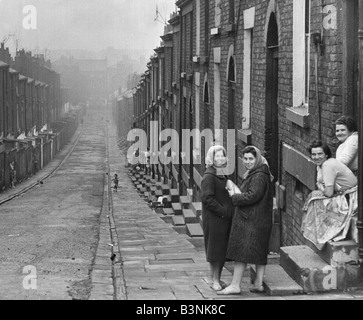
[112,174,119,192]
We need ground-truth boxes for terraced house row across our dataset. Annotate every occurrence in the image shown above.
[115,0,363,290]
[0,44,79,192]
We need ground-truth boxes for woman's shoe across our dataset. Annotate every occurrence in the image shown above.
[250,285,265,293]
[216,286,241,295]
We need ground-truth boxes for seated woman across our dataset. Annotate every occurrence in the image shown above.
[335,115,358,175]
[302,140,358,250]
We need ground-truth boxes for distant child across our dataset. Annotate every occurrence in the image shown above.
[112,174,119,192]
[9,161,16,188]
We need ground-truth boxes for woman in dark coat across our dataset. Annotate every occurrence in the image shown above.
[217,146,273,295]
[201,145,233,291]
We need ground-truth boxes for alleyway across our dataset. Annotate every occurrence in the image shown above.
[1,104,363,301]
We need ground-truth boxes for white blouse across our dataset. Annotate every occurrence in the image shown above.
[336,132,358,172]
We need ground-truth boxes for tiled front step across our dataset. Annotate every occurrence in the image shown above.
[320,240,360,267]
[179,196,191,209]
[182,209,198,224]
[170,189,180,203]
[172,215,185,226]
[280,246,348,292]
[251,264,304,296]
[172,203,183,215]
[186,223,204,238]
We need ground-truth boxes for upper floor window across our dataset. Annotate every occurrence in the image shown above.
[293,0,311,108]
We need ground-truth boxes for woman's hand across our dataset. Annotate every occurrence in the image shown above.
[227,188,235,197]
[226,180,234,191]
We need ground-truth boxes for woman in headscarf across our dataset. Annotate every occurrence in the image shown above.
[217,146,273,295]
[201,145,233,291]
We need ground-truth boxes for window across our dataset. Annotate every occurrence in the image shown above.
[204,0,210,57]
[293,0,311,108]
[242,7,255,131]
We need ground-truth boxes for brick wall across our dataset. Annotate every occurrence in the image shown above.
[131,0,354,248]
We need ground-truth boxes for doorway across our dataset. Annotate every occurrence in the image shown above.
[265,12,279,184]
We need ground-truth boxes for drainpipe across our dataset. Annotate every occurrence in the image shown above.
[357,0,363,262]
[178,12,183,192]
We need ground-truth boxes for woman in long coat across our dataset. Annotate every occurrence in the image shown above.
[218,146,273,295]
[201,145,233,291]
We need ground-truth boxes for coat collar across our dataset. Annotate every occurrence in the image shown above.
[246,164,270,178]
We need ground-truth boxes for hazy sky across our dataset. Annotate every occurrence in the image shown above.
[0,0,176,56]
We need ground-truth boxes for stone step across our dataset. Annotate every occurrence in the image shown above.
[186,223,204,238]
[190,202,202,219]
[250,264,304,296]
[162,208,174,216]
[161,184,171,195]
[155,190,163,198]
[182,209,198,224]
[139,187,147,194]
[160,215,173,224]
[179,196,191,209]
[320,240,360,267]
[173,225,187,235]
[170,189,180,203]
[280,246,346,292]
[172,202,183,215]
[149,186,158,195]
[172,215,185,226]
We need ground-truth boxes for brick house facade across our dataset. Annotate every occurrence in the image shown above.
[130,0,360,250]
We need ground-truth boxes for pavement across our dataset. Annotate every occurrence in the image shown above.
[2,106,363,302]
